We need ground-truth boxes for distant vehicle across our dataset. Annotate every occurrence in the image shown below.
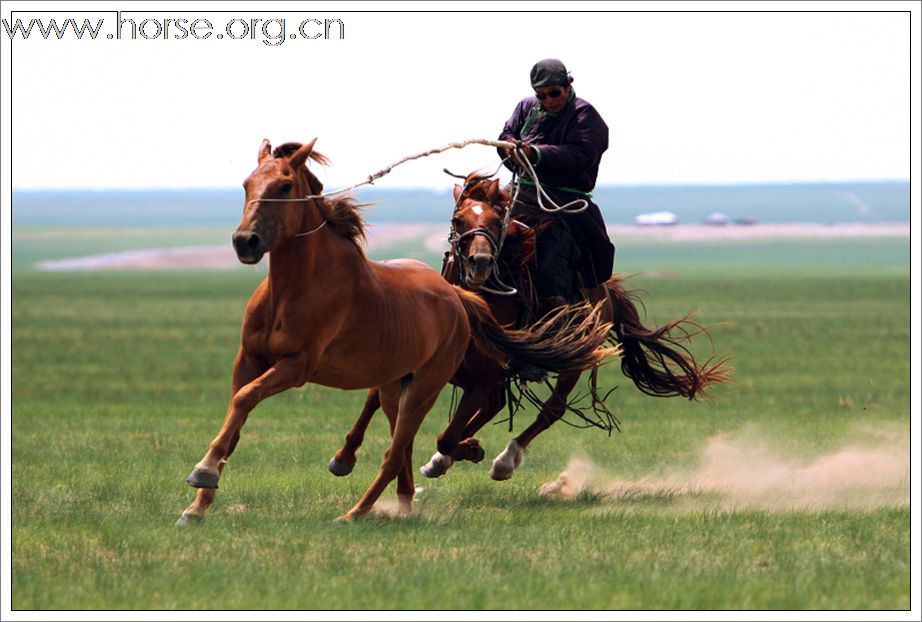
[635,211,678,226]
[705,212,729,226]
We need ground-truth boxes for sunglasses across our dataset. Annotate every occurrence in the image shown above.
[535,88,564,100]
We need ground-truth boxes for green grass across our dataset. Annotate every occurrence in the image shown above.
[10,233,910,610]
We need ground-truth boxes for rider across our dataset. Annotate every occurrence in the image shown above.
[498,58,615,313]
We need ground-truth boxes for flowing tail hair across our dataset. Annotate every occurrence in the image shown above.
[452,285,618,375]
[605,276,732,400]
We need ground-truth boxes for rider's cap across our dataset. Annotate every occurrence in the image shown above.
[530,59,572,88]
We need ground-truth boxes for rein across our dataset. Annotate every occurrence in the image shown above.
[507,148,589,215]
[295,220,328,237]
[448,224,518,296]
[448,180,522,297]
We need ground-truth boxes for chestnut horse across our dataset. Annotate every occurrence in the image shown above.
[178,140,616,524]
[329,173,730,483]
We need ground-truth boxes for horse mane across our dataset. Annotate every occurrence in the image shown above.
[461,174,512,208]
[271,141,368,248]
[318,193,368,248]
[272,142,331,167]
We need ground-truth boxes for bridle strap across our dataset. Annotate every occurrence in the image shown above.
[449,202,518,296]
[450,226,500,252]
[245,191,328,239]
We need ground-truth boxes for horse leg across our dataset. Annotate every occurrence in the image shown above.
[329,388,381,477]
[178,349,264,525]
[419,383,488,478]
[453,383,508,464]
[396,441,416,515]
[338,374,444,521]
[180,352,307,523]
[376,388,415,515]
[491,372,582,481]
[177,429,241,526]
[424,383,507,475]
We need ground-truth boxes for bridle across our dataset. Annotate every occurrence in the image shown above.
[448,186,519,296]
[243,172,329,238]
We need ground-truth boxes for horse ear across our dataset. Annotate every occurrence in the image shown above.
[453,184,464,203]
[258,139,271,164]
[289,137,319,170]
[487,179,500,200]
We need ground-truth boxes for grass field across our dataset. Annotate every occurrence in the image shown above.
[10,231,910,610]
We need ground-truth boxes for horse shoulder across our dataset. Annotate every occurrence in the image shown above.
[241,279,298,361]
[243,279,270,345]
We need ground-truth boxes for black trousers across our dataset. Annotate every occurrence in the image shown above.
[533,222,582,301]
[509,183,613,300]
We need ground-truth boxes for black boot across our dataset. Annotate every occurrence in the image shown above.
[508,359,548,383]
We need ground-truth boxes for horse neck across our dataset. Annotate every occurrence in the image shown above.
[266,200,362,304]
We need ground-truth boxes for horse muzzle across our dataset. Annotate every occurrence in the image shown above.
[462,253,494,288]
[232,230,267,264]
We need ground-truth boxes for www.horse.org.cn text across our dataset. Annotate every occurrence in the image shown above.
[2,13,346,46]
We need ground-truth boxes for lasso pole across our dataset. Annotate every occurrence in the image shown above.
[313,138,519,200]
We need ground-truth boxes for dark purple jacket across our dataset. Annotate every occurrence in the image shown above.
[498,94,615,287]
[498,94,609,192]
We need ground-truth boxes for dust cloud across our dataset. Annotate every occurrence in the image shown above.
[539,426,910,511]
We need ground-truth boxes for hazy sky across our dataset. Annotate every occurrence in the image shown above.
[3,2,915,190]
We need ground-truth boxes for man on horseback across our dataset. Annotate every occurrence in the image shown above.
[498,58,615,313]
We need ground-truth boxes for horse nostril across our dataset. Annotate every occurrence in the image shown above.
[470,254,492,274]
[232,232,260,255]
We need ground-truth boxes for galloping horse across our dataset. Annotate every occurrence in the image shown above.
[330,173,730,483]
[179,140,615,524]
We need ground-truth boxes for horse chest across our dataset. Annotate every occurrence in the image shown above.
[242,312,302,359]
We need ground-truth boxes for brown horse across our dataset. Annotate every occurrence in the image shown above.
[178,140,616,524]
[330,173,730,483]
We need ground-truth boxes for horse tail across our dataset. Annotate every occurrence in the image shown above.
[605,276,732,400]
[452,285,618,375]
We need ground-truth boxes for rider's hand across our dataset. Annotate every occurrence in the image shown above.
[504,143,536,165]
[519,143,536,162]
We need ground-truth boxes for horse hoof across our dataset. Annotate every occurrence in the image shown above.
[334,513,355,524]
[490,466,514,481]
[186,467,219,489]
[420,452,453,478]
[175,512,203,527]
[328,456,355,477]
[490,440,524,481]
[468,445,486,463]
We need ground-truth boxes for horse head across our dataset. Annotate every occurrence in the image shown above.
[450,174,509,289]
[233,138,328,264]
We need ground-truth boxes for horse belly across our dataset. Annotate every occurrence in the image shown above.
[308,295,465,390]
